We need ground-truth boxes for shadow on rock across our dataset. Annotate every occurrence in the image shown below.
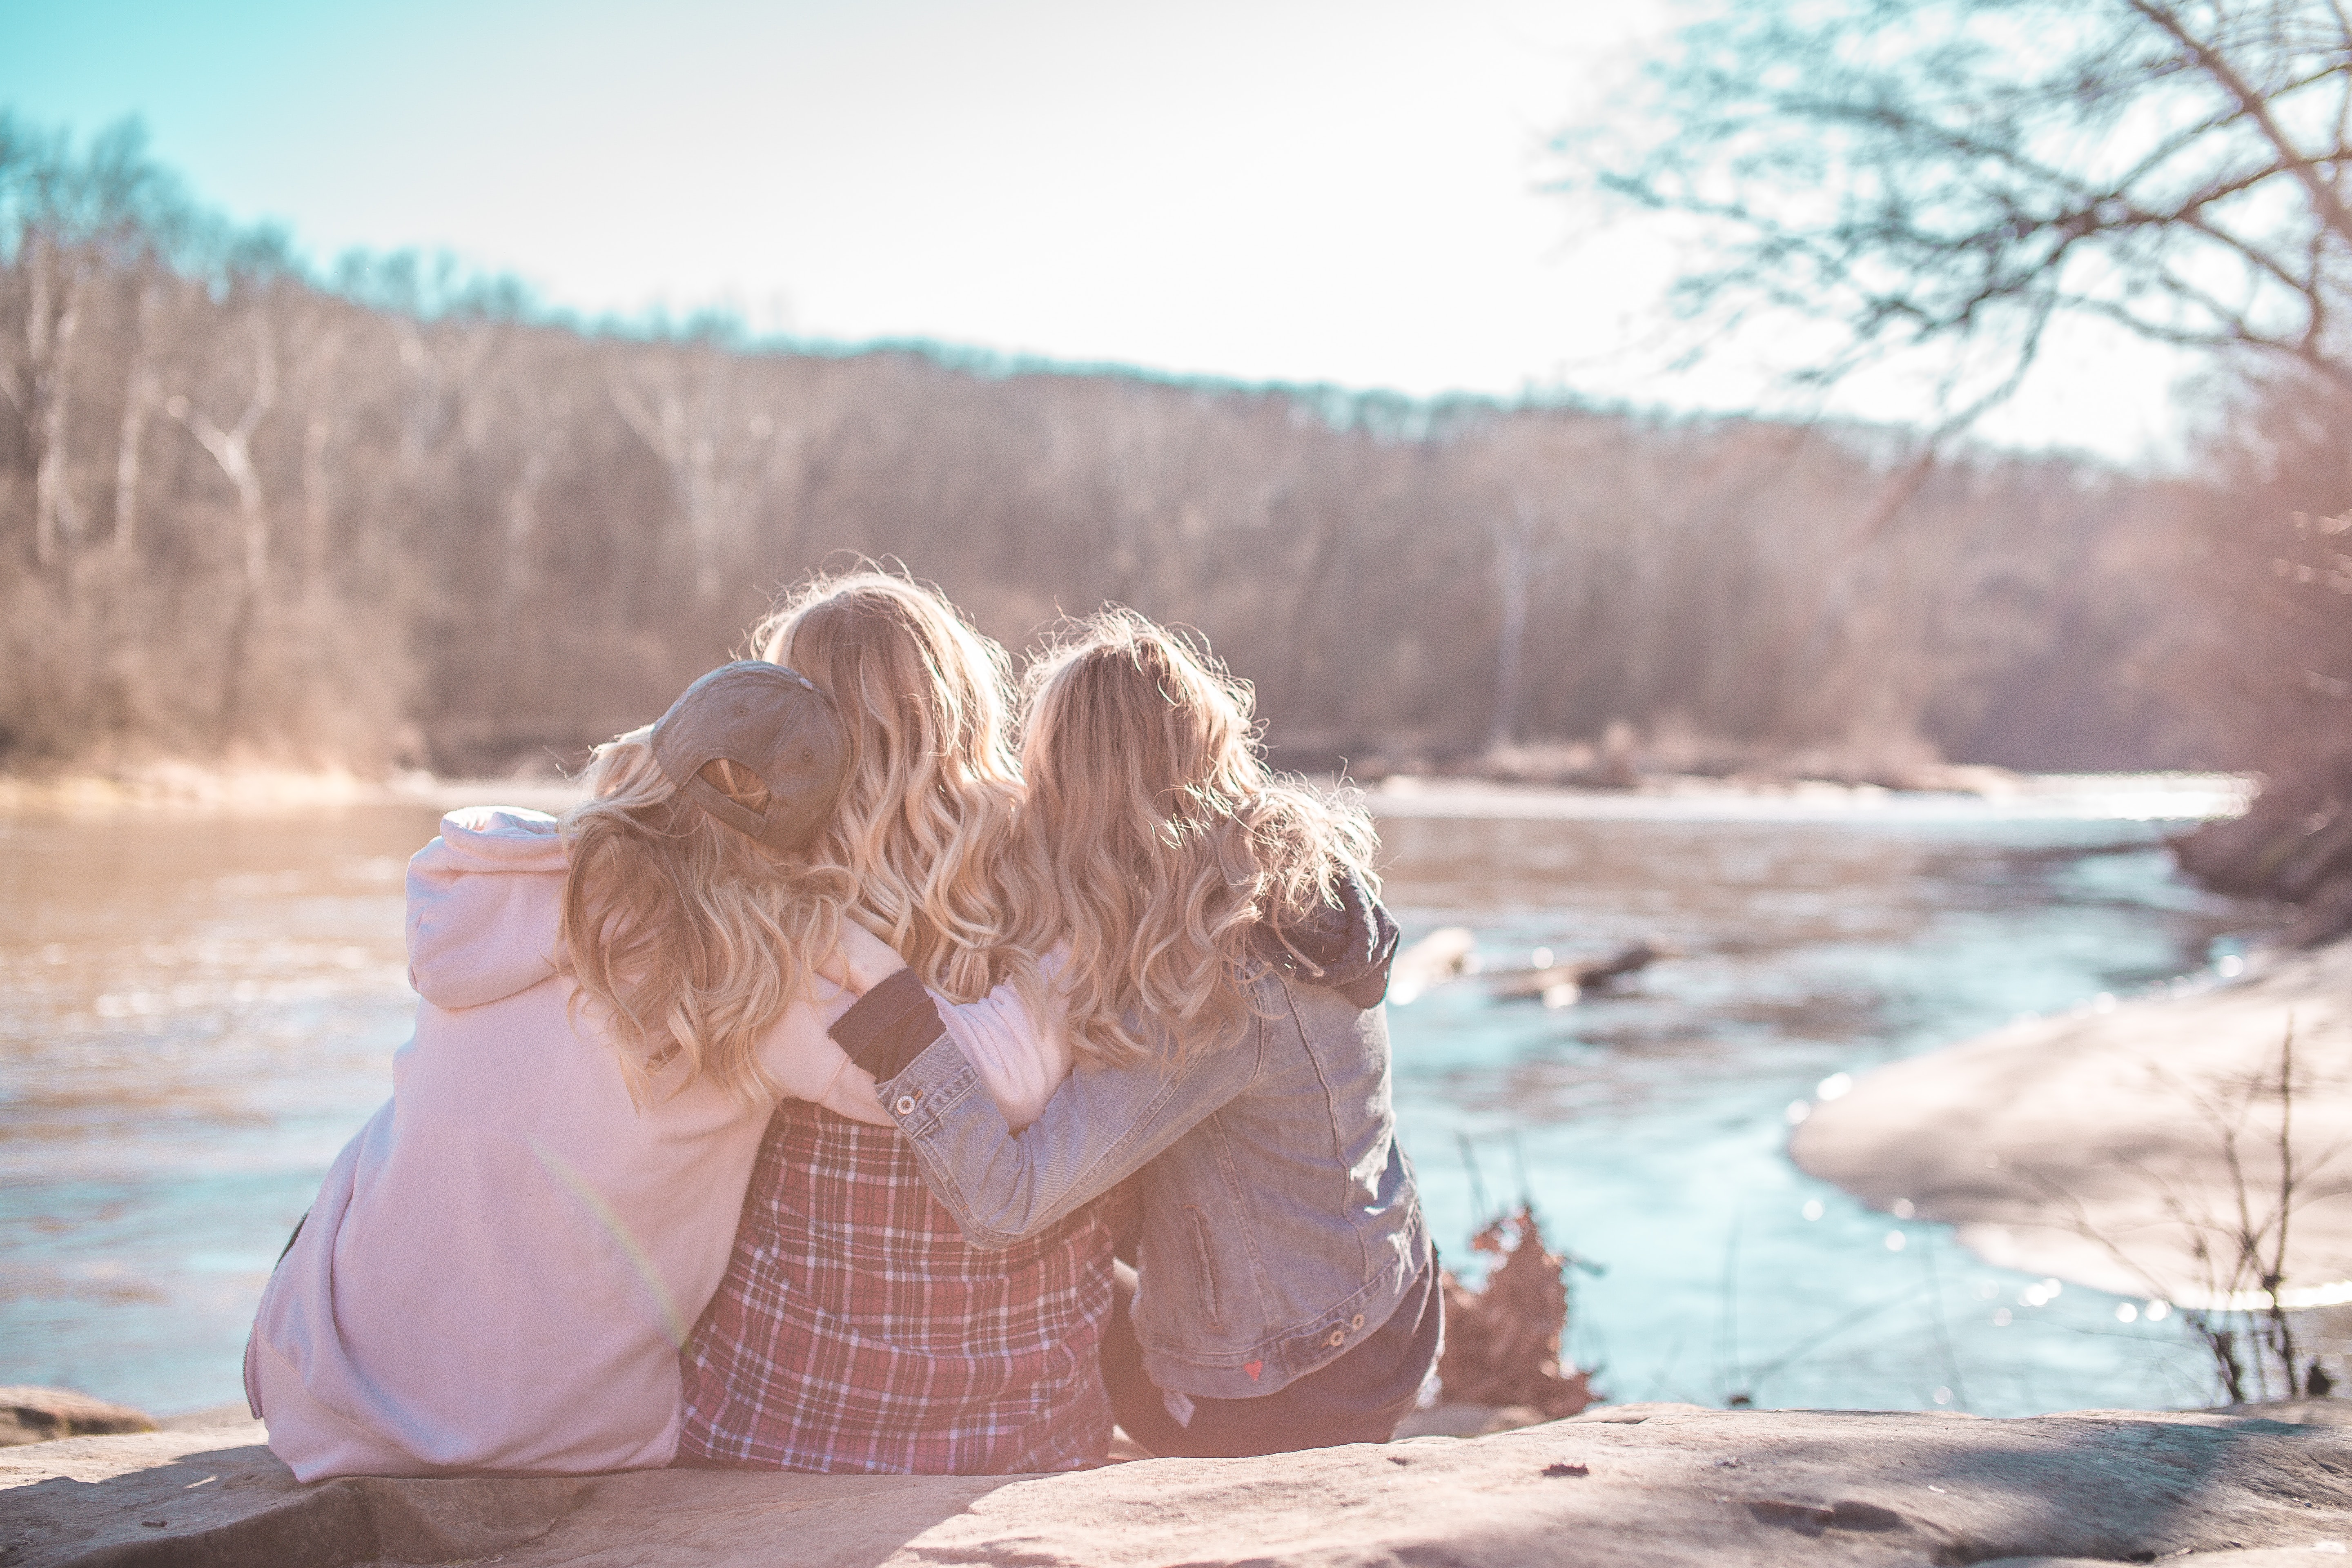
[0,1424,1009,1568]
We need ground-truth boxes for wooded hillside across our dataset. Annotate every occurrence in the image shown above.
[0,121,2294,778]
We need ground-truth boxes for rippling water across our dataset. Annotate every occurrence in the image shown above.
[0,786,2283,1417]
[1382,795,2280,1417]
[0,809,437,1414]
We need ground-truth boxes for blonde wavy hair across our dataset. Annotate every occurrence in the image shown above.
[559,731,851,1110]
[1010,609,1379,1065]
[751,570,1026,1001]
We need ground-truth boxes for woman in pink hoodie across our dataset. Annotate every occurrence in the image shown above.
[245,663,1056,1481]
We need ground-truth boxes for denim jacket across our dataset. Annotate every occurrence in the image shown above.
[874,875,1428,1401]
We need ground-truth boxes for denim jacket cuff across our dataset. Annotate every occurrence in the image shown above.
[876,1032,982,1134]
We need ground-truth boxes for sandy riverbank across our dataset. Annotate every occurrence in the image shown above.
[0,762,2253,824]
[0,764,586,817]
[1365,769,2251,821]
[1792,940,2352,1311]
[10,1404,2352,1566]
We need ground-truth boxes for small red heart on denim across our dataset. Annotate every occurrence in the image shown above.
[1245,1361,1263,1381]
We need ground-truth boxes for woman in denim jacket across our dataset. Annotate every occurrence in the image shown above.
[831,610,1436,1457]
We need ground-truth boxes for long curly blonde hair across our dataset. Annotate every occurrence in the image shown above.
[751,570,1026,1001]
[1010,609,1378,1065]
[559,732,851,1110]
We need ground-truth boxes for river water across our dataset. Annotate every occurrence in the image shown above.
[0,780,2282,1418]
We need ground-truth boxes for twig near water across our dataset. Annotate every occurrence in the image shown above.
[1718,1214,1746,1406]
[1920,1236,1971,1411]
[2014,1018,2352,1405]
[1741,1285,1929,1395]
[1459,1132,1494,1225]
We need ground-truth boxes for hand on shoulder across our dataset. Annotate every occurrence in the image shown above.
[828,919,912,994]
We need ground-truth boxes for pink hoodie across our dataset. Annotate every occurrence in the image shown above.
[247,806,1061,1481]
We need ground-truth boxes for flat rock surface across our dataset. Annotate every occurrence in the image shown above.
[1791,939,2352,1306]
[10,1403,2352,1566]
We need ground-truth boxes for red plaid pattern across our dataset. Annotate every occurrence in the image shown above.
[677,1097,1114,1474]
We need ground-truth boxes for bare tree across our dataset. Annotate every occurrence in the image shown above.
[1484,502,1539,752]
[165,314,279,742]
[387,312,492,486]
[110,277,163,567]
[1561,0,2352,767]
[492,376,569,724]
[167,315,277,588]
[2158,368,2352,772]
[2,226,86,566]
[31,247,82,562]
[294,315,346,589]
[609,340,774,606]
[1568,0,2352,412]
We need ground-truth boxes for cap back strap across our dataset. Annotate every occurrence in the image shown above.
[677,772,772,842]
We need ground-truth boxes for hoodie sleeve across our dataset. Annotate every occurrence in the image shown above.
[405,806,571,1010]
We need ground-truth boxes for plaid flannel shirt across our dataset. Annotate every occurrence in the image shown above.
[677,1097,1114,1474]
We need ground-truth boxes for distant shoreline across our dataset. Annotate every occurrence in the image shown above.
[0,766,588,819]
[0,764,2255,824]
[1362,770,2252,823]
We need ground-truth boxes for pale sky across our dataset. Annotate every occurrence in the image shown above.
[1,0,2192,463]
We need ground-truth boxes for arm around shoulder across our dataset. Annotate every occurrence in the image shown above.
[881,1019,1257,1248]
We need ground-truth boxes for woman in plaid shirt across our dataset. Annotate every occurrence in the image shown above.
[675,572,1111,1476]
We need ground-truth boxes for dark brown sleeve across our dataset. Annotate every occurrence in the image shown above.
[1337,965,1392,1009]
[829,967,949,1082]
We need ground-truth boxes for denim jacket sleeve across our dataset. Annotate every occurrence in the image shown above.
[877,1017,1260,1250]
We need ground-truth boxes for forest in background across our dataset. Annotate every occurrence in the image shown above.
[0,119,2337,782]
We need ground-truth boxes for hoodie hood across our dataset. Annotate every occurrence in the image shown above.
[1254,866,1398,1009]
[406,806,570,1009]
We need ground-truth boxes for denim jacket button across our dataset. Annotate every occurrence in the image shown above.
[894,1095,917,1116]
[1350,1313,1365,1330]
[1327,1328,1345,1347]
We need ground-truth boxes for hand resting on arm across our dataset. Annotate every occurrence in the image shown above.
[746,927,895,1127]
[823,922,1075,1131]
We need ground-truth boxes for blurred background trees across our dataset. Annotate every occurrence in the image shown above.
[0,111,2256,780]
[1564,0,2352,772]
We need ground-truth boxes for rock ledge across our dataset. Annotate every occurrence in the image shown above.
[9,1403,2352,1566]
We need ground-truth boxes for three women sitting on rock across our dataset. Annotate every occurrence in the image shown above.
[248,571,1433,1478]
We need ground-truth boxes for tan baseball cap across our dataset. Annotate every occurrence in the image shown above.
[649,662,850,853]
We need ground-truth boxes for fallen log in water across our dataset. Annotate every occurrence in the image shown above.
[1486,942,1671,1005]
[1386,926,1476,1005]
